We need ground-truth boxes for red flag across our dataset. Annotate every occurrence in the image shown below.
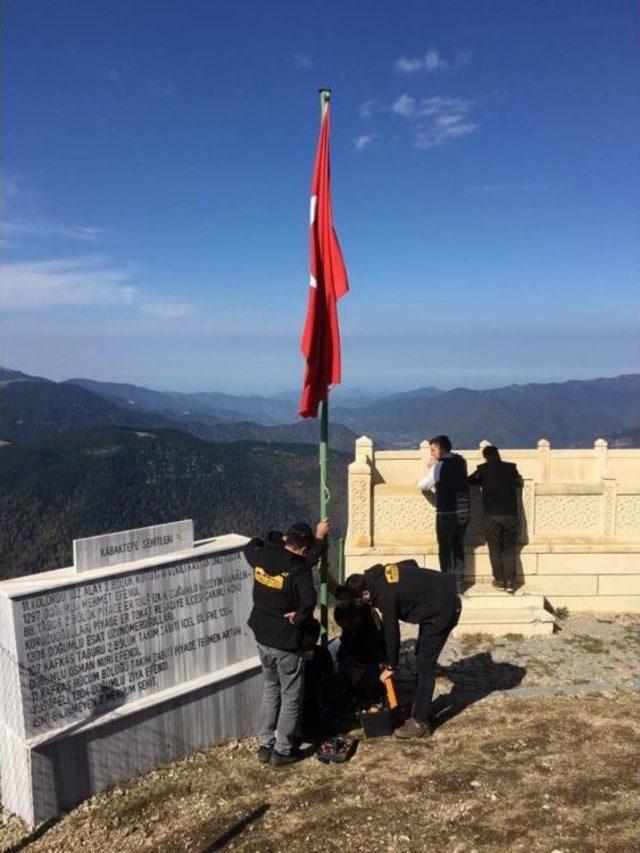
[299,105,349,418]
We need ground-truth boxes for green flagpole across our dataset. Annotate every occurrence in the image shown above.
[318,87,331,645]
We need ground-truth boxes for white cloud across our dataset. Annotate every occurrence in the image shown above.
[391,93,416,117]
[392,94,478,148]
[424,48,448,71]
[291,52,313,68]
[395,56,426,74]
[394,47,470,75]
[139,301,193,319]
[3,257,137,310]
[4,220,103,242]
[465,182,548,194]
[358,99,377,118]
[354,135,374,150]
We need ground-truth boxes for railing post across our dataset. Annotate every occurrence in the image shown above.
[348,436,373,548]
[537,438,551,482]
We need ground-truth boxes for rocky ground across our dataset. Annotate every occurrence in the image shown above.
[1,613,638,853]
[402,611,640,700]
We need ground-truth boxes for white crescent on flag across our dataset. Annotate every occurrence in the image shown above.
[309,194,318,287]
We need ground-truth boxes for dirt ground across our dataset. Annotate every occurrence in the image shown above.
[1,690,638,853]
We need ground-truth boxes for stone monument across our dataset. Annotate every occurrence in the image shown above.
[0,521,261,827]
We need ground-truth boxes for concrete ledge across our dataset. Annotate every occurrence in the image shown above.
[543,595,640,613]
[346,541,640,556]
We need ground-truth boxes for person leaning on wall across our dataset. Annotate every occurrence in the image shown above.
[417,435,471,592]
[468,445,523,593]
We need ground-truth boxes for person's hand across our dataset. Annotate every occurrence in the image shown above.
[379,666,394,683]
[316,518,330,539]
[284,612,299,625]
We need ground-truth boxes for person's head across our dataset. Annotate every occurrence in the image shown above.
[283,521,315,555]
[342,573,371,603]
[333,600,364,633]
[429,434,452,461]
[482,444,501,462]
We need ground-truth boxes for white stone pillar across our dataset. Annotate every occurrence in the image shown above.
[419,439,431,474]
[602,476,617,538]
[348,436,373,548]
[537,439,551,482]
[594,438,608,479]
[521,478,535,543]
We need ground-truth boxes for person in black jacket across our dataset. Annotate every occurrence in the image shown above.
[469,445,524,592]
[344,559,461,740]
[417,435,470,591]
[244,518,329,766]
[332,599,386,709]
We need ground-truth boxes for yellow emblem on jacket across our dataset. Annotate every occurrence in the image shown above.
[384,563,400,583]
[254,567,287,589]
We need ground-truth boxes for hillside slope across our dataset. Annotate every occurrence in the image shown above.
[0,429,348,578]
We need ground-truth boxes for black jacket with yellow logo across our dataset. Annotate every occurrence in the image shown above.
[244,532,319,652]
[364,560,459,667]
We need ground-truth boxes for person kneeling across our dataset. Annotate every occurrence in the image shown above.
[332,599,386,713]
[244,519,329,766]
[344,559,461,740]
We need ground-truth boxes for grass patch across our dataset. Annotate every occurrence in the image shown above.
[562,633,609,654]
[1,692,637,853]
[457,632,496,654]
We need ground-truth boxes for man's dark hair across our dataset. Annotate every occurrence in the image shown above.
[482,445,501,461]
[284,521,315,551]
[429,434,452,453]
[343,573,367,600]
[333,600,361,630]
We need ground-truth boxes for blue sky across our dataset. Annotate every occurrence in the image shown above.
[3,0,638,394]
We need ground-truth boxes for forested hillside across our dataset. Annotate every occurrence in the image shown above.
[0,428,348,579]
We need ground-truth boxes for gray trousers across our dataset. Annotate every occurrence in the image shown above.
[256,643,306,755]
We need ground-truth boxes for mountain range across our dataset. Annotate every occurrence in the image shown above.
[1,368,638,450]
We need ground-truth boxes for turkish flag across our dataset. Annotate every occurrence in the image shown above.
[299,106,349,418]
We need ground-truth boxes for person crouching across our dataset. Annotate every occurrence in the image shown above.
[244,519,329,767]
[344,559,461,740]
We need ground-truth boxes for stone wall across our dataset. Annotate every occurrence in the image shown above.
[345,438,640,613]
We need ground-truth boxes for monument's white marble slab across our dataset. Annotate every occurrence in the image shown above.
[73,519,194,572]
[0,532,262,827]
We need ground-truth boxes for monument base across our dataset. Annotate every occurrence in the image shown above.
[2,658,262,828]
[452,584,556,637]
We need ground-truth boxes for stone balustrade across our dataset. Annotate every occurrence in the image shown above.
[345,438,640,612]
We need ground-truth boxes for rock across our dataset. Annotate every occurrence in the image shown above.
[470,780,481,788]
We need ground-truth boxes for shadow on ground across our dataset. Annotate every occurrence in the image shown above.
[395,644,526,732]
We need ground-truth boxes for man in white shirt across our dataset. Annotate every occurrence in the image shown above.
[417,435,470,591]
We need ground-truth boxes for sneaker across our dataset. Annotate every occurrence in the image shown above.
[270,750,301,768]
[257,745,273,764]
[394,718,431,740]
